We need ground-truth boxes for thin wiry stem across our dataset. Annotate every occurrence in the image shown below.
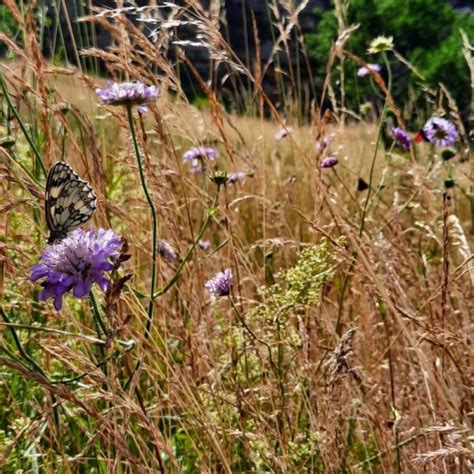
[89,290,108,337]
[336,51,392,335]
[359,51,392,236]
[153,196,218,299]
[0,305,46,375]
[0,71,46,177]
[126,105,158,340]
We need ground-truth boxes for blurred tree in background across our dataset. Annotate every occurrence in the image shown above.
[305,0,473,118]
[0,6,18,57]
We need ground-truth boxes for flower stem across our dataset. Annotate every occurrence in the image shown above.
[126,106,158,340]
[0,71,46,177]
[89,291,108,337]
[359,51,392,236]
[336,52,392,335]
[153,197,218,299]
[0,305,45,375]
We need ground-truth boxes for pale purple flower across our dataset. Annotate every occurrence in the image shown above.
[315,134,335,156]
[275,126,294,141]
[320,156,339,169]
[357,63,381,77]
[157,240,178,263]
[183,147,219,174]
[390,127,411,150]
[226,172,246,185]
[422,117,458,148]
[96,81,159,112]
[30,229,123,311]
[191,158,205,174]
[183,147,219,162]
[205,268,232,297]
[198,239,212,251]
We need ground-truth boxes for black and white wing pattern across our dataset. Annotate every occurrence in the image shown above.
[45,162,97,244]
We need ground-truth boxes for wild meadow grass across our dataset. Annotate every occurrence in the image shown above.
[0,1,472,472]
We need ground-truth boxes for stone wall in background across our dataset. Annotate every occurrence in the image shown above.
[41,0,471,98]
[44,1,328,73]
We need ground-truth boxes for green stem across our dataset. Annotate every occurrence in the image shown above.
[126,106,158,340]
[0,70,46,177]
[229,298,278,374]
[336,52,392,335]
[89,291,108,337]
[0,306,46,375]
[359,51,392,236]
[125,197,218,391]
[153,197,218,299]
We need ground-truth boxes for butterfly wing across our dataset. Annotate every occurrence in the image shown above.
[45,162,97,243]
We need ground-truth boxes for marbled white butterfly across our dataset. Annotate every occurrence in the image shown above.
[45,162,97,244]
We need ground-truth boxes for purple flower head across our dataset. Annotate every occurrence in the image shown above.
[190,158,206,174]
[390,127,411,150]
[198,239,212,251]
[275,126,294,141]
[183,147,219,173]
[183,147,219,162]
[357,63,381,77]
[205,268,232,297]
[226,172,246,185]
[96,81,159,112]
[422,117,458,148]
[30,229,123,311]
[320,156,339,169]
[157,240,178,263]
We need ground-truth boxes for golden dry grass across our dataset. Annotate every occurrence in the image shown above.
[0,2,472,472]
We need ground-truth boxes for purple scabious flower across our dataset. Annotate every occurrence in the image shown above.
[275,126,294,141]
[30,229,122,311]
[226,172,246,185]
[191,158,205,174]
[320,156,339,169]
[422,117,458,148]
[390,127,411,150]
[205,268,232,297]
[157,240,178,263]
[183,147,219,162]
[96,81,159,112]
[183,147,219,174]
[357,63,381,77]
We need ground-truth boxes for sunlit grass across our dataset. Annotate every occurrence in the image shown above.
[0,1,472,472]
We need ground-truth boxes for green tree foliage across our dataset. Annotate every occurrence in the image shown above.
[0,6,19,56]
[305,0,473,115]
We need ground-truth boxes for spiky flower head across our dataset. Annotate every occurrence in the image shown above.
[320,156,339,169]
[390,127,411,150]
[205,268,232,297]
[96,81,159,112]
[30,229,123,311]
[422,117,458,148]
[209,171,228,187]
[357,63,381,77]
[368,36,394,54]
